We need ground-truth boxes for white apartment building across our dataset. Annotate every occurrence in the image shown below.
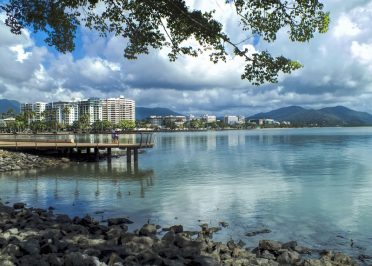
[20,102,46,121]
[101,96,135,124]
[79,98,103,124]
[45,102,79,125]
[20,103,33,114]
[224,115,239,125]
[202,114,217,123]
[33,102,46,121]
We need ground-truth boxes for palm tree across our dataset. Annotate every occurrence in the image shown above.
[23,110,36,127]
[62,106,71,128]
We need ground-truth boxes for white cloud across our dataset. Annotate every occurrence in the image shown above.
[333,14,361,38]
[2,1,372,115]
[351,41,372,64]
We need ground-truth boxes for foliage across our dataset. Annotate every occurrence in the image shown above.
[1,0,329,85]
[91,120,113,132]
[118,120,136,130]
[78,114,90,130]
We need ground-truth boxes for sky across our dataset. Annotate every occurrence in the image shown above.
[1,0,372,116]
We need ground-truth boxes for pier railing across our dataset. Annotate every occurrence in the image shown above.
[0,132,155,148]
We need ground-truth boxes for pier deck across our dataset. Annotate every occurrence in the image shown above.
[0,133,154,163]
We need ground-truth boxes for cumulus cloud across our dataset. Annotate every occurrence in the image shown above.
[1,0,372,116]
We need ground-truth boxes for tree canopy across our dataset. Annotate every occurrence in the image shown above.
[1,0,329,85]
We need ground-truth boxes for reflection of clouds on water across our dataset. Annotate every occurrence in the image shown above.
[0,162,155,213]
[1,129,372,256]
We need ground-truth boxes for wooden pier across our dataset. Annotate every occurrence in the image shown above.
[0,133,154,163]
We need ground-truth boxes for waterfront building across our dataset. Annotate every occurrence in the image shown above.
[79,98,103,124]
[248,119,264,125]
[149,116,163,127]
[163,115,187,126]
[224,115,239,126]
[45,102,79,125]
[202,114,217,123]
[20,103,33,114]
[21,102,46,121]
[33,102,47,121]
[101,96,135,124]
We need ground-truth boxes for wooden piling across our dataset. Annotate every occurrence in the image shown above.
[126,148,131,163]
[134,148,138,162]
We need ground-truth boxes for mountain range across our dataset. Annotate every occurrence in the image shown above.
[0,99,20,114]
[135,107,182,120]
[248,106,372,126]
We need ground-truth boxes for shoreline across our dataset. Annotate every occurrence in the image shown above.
[0,149,70,173]
[0,201,361,266]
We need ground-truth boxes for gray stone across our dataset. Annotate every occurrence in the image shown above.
[13,202,25,209]
[277,250,301,264]
[169,225,183,234]
[246,228,272,237]
[139,224,157,236]
[20,239,40,255]
[55,214,72,223]
[3,243,22,257]
[107,217,133,226]
[259,240,282,252]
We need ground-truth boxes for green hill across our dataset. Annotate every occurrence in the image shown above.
[248,106,372,126]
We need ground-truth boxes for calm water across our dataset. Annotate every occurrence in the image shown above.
[1,128,372,259]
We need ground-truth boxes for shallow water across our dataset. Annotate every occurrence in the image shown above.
[1,128,372,258]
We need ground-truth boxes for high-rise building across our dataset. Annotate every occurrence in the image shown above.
[79,98,103,124]
[101,96,135,124]
[33,102,46,121]
[20,103,33,114]
[202,114,217,123]
[45,102,79,125]
[20,102,46,121]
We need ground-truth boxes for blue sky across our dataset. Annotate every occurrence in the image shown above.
[1,0,372,116]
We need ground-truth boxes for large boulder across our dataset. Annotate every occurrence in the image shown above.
[259,240,282,252]
[107,217,133,226]
[139,224,157,237]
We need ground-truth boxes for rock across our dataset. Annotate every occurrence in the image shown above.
[219,221,229,228]
[139,224,157,236]
[169,225,183,234]
[3,243,22,257]
[107,217,133,226]
[61,158,70,163]
[282,240,298,250]
[20,239,40,255]
[7,228,19,235]
[259,240,282,252]
[55,214,72,223]
[246,228,271,237]
[13,202,26,209]
[277,250,301,264]
[40,243,58,254]
[162,231,176,244]
[260,250,276,260]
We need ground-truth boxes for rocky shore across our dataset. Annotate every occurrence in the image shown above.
[0,149,69,172]
[0,201,359,266]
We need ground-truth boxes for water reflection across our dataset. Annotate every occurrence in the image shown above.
[0,162,155,202]
[1,128,372,258]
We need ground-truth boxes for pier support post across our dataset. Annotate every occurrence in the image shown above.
[107,148,112,162]
[134,148,138,162]
[94,147,99,162]
[126,148,132,163]
[87,148,91,154]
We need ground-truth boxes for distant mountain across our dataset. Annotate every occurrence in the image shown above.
[136,107,182,120]
[0,99,20,114]
[248,106,372,126]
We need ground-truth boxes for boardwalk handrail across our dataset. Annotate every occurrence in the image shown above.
[0,132,155,149]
